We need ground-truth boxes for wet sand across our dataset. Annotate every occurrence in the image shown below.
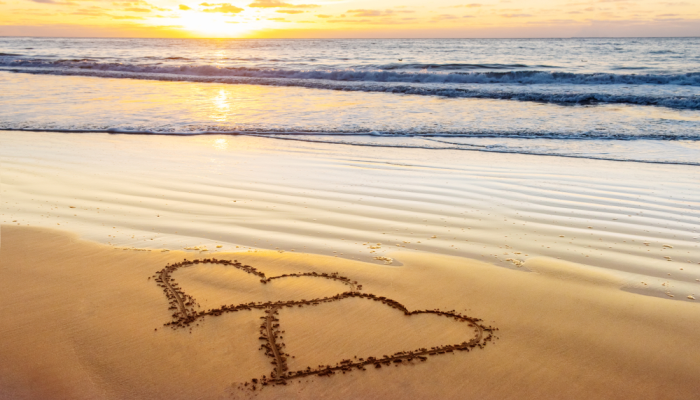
[2,131,699,299]
[1,226,698,400]
[1,130,699,398]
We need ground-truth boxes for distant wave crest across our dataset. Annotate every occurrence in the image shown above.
[2,57,700,110]
[3,57,700,85]
[2,127,698,141]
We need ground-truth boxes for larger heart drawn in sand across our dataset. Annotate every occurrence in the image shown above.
[152,258,497,390]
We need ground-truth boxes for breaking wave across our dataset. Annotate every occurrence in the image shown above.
[2,57,700,86]
[2,59,700,110]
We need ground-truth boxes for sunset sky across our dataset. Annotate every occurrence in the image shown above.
[1,0,699,38]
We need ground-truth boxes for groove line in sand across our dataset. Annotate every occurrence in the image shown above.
[153,257,498,391]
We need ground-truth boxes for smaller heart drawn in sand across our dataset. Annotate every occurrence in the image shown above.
[152,257,497,391]
[163,261,355,311]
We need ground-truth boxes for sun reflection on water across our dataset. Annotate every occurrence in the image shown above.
[210,89,230,122]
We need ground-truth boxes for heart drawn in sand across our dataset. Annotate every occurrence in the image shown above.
[152,258,498,390]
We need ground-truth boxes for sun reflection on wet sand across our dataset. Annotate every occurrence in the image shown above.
[213,138,229,150]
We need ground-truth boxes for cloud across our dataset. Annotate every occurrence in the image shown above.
[179,4,191,10]
[72,7,107,16]
[12,8,60,15]
[325,17,415,25]
[449,3,482,8]
[431,14,459,21]
[316,14,331,18]
[112,1,151,5]
[327,18,369,23]
[248,0,319,8]
[110,1,167,11]
[347,9,384,16]
[346,9,413,17]
[0,23,191,38]
[268,17,290,21]
[200,3,244,13]
[276,9,303,14]
[430,13,474,21]
[28,0,75,4]
[526,18,577,24]
[501,13,532,18]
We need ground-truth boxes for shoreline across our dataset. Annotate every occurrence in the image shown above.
[2,128,699,167]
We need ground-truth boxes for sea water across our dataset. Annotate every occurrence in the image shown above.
[1,37,699,164]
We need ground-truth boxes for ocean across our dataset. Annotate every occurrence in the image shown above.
[1,37,699,165]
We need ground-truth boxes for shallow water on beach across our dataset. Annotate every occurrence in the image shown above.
[1,37,700,164]
[1,72,700,165]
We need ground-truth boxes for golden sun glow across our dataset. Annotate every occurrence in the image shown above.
[1,0,699,38]
[174,12,257,37]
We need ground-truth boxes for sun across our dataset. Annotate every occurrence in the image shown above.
[174,12,259,38]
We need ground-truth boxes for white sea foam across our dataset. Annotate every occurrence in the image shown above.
[3,57,700,86]
[3,64,699,110]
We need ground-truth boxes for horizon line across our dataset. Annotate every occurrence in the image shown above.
[2,35,699,40]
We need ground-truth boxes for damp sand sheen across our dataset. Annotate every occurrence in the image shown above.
[1,132,700,399]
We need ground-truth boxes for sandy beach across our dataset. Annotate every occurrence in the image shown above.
[1,130,699,399]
